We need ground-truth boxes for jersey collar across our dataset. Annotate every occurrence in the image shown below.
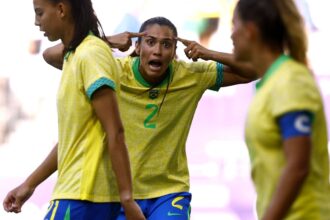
[132,57,173,88]
[256,54,290,90]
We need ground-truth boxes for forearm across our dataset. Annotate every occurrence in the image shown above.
[106,31,145,52]
[107,132,134,203]
[203,50,232,64]
[208,51,258,79]
[24,144,58,189]
[262,165,309,220]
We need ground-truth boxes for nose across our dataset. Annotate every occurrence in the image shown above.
[153,42,162,55]
[34,16,40,27]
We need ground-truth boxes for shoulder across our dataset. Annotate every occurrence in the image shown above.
[277,59,316,88]
[72,35,115,65]
[76,35,112,57]
[270,59,322,114]
[80,35,109,49]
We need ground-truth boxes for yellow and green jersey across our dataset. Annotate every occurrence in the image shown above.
[110,56,223,200]
[245,55,330,219]
[52,35,119,202]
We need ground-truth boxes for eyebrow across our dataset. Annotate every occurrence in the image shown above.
[144,35,176,41]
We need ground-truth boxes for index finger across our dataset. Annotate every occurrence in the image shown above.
[176,37,192,46]
[127,31,147,38]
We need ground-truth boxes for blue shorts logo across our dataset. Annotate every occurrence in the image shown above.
[167,211,182,216]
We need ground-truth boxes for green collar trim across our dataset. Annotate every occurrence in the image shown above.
[64,50,72,61]
[256,54,290,90]
[132,57,173,87]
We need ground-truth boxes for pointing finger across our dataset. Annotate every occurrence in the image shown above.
[127,31,147,38]
[176,37,192,46]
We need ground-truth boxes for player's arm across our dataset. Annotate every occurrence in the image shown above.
[107,31,146,52]
[43,32,146,70]
[3,143,58,213]
[43,43,64,70]
[91,87,145,220]
[177,37,258,86]
[262,111,312,220]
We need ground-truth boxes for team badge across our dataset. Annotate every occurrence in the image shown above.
[149,89,159,99]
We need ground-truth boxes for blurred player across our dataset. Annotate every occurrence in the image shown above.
[232,0,330,219]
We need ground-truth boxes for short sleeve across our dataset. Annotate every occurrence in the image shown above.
[185,61,223,91]
[270,67,321,118]
[77,38,118,100]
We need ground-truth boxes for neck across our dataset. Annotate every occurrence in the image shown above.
[139,67,168,86]
[61,23,75,48]
[251,46,283,78]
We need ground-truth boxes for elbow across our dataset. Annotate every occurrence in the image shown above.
[42,48,52,65]
[108,126,126,149]
[42,48,63,70]
[297,166,310,181]
[115,126,125,142]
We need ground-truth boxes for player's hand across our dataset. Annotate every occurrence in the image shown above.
[122,199,146,220]
[177,37,211,61]
[3,183,35,213]
[107,32,146,52]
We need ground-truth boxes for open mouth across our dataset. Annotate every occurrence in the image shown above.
[148,60,163,71]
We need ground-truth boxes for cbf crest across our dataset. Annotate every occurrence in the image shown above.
[149,89,159,99]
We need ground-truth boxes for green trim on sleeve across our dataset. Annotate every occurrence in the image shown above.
[86,77,116,99]
[209,62,224,91]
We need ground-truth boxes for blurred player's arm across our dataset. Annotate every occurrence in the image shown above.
[262,135,310,219]
[177,37,258,86]
[3,143,58,213]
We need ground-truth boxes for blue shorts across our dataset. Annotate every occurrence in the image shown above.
[44,199,121,220]
[117,192,191,220]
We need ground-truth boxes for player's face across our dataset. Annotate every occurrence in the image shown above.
[135,24,176,84]
[33,0,63,41]
[231,9,251,62]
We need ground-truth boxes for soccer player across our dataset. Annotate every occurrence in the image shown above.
[2,0,145,219]
[231,0,330,219]
[43,16,257,219]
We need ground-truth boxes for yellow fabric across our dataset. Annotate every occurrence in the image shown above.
[245,58,330,219]
[110,57,221,200]
[52,35,119,202]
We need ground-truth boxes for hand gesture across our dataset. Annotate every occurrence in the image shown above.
[107,32,146,52]
[177,37,211,61]
[3,183,35,213]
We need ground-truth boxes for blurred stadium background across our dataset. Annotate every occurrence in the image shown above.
[0,0,329,219]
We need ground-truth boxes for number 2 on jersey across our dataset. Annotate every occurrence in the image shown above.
[144,104,158,128]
